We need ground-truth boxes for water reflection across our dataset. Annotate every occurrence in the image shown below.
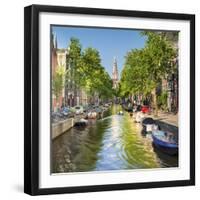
[52,105,178,173]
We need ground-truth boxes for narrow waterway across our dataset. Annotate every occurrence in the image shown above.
[52,105,178,173]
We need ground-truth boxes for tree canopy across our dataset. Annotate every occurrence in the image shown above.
[65,38,114,101]
[120,31,177,114]
[52,65,65,101]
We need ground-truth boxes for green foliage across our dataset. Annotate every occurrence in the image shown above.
[80,47,102,87]
[65,38,114,100]
[120,31,176,101]
[68,37,82,60]
[66,37,82,86]
[120,49,155,97]
[81,47,114,99]
[157,91,168,110]
[52,65,65,101]
[142,32,176,81]
[119,31,177,115]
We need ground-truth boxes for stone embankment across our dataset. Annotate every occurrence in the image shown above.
[52,114,86,139]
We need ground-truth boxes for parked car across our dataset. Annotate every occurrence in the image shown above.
[141,105,150,114]
[73,106,84,115]
[51,111,65,123]
[83,105,89,113]
[61,107,70,116]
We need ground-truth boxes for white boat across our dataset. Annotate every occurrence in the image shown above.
[135,112,144,123]
[87,111,97,119]
[142,117,159,133]
[118,111,124,115]
[80,118,88,123]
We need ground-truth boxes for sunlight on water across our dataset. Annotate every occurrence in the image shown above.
[52,105,177,173]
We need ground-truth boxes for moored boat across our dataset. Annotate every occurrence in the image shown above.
[118,111,124,115]
[74,118,88,127]
[135,111,144,123]
[152,130,178,155]
[87,111,97,119]
[142,117,159,133]
[122,104,133,112]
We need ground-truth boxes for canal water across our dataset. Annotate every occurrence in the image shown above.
[52,105,178,173]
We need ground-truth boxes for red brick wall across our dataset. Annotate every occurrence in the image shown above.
[52,49,57,77]
[51,48,63,111]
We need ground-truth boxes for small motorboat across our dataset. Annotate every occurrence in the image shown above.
[152,130,178,155]
[74,118,88,127]
[127,107,133,112]
[95,107,102,113]
[135,105,142,112]
[135,111,144,123]
[122,104,133,112]
[142,118,159,133]
[118,111,124,115]
[87,111,97,119]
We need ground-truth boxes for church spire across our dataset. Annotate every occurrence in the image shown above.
[112,57,119,89]
[53,33,57,49]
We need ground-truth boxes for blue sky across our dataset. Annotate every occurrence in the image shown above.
[52,26,146,77]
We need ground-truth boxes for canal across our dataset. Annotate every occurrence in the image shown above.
[52,105,178,173]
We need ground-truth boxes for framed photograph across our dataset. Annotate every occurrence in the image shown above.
[24,4,195,195]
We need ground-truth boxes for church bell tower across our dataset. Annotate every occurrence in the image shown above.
[112,57,119,89]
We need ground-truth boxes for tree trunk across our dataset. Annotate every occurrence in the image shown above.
[131,94,134,104]
[152,88,158,116]
[97,95,100,106]
[55,98,58,112]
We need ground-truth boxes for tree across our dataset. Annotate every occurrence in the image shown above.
[81,47,114,103]
[80,47,102,87]
[120,31,176,115]
[120,48,154,108]
[65,39,114,105]
[142,32,176,115]
[66,37,82,87]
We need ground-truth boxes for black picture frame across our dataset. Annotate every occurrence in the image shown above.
[24,4,195,196]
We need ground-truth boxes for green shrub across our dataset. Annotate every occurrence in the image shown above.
[157,91,168,111]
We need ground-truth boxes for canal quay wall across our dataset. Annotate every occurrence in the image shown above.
[155,120,178,142]
[156,120,178,134]
[52,109,110,139]
[52,118,74,139]
[147,112,178,139]
[146,111,178,132]
[132,111,178,135]
[52,114,86,139]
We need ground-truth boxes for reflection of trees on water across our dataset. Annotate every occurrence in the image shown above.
[52,109,112,173]
[52,105,178,173]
